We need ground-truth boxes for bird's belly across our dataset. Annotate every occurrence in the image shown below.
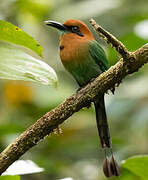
[60,42,102,86]
[63,58,102,86]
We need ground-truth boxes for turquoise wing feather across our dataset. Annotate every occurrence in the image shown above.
[89,40,109,72]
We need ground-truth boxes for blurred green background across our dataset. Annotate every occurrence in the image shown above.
[0,0,148,179]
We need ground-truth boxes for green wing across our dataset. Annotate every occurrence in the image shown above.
[89,40,109,72]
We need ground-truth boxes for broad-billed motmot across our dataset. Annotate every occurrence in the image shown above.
[45,19,120,177]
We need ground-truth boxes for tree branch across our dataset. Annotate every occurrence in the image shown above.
[89,18,131,60]
[0,19,148,175]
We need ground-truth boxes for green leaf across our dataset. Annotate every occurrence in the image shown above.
[0,42,58,87]
[0,176,20,180]
[2,160,44,176]
[110,168,141,180]
[122,155,148,180]
[0,20,42,57]
[111,168,142,180]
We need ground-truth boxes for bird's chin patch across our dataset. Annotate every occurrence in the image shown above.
[59,30,67,36]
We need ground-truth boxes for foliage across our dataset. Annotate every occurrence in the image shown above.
[0,20,42,57]
[122,155,148,180]
[0,20,57,86]
[0,42,57,86]
[0,176,20,180]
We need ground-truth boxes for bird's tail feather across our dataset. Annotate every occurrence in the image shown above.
[94,94,120,177]
[94,94,112,149]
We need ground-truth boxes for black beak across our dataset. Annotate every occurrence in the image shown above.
[44,20,68,31]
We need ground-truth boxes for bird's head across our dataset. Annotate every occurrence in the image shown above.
[45,19,94,40]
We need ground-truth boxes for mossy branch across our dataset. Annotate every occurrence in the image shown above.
[0,19,148,175]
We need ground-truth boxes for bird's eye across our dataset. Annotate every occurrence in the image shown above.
[70,26,84,37]
[71,26,79,32]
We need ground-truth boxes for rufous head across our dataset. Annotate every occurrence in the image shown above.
[45,19,94,40]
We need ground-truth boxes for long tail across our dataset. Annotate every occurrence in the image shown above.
[94,94,111,149]
[94,94,120,177]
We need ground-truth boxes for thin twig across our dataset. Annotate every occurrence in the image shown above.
[89,18,131,60]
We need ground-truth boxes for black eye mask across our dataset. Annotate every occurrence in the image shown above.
[65,25,84,37]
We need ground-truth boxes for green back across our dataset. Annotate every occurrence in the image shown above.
[89,40,109,71]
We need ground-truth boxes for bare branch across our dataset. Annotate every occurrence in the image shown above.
[0,20,148,175]
[89,18,131,60]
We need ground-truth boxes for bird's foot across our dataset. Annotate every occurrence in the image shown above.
[76,85,86,93]
[76,87,82,93]
[90,77,96,83]
[110,87,115,95]
[76,77,96,93]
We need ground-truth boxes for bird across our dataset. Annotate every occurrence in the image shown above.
[45,19,120,177]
